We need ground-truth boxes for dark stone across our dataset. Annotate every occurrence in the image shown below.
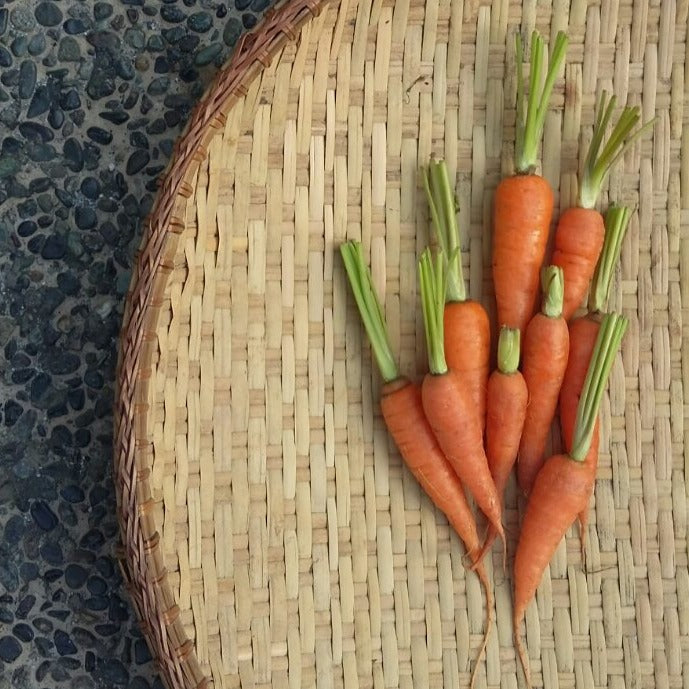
[20,563,39,581]
[67,388,84,410]
[96,658,129,686]
[126,149,150,175]
[116,57,135,80]
[130,131,148,149]
[28,33,46,56]
[84,370,104,388]
[80,529,104,550]
[217,3,228,18]
[99,110,128,125]
[74,428,90,447]
[16,596,35,619]
[243,12,257,29]
[34,635,54,655]
[41,234,67,259]
[80,177,100,200]
[4,399,22,426]
[26,142,57,162]
[12,36,29,58]
[19,122,53,143]
[187,11,212,32]
[13,624,33,643]
[86,576,106,596]
[53,630,77,656]
[147,118,166,135]
[60,485,84,503]
[86,126,112,145]
[0,46,11,68]
[27,86,50,118]
[162,26,185,44]
[234,0,251,9]
[4,515,24,544]
[124,27,145,49]
[46,352,80,375]
[252,0,270,10]
[147,76,169,96]
[0,9,7,35]
[17,198,38,217]
[32,617,52,633]
[223,17,242,46]
[0,608,13,624]
[94,3,112,20]
[94,623,118,636]
[35,2,63,27]
[11,368,34,384]
[30,500,58,531]
[48,107,64,129]
[64,138,84,172]
[64,564,87,589]
[64,18,87,34]
[60,89,81,111]
[0,636,21,662]
[85,651,95,672]
[40,540,63,565]
[0,563,19,593]
[178,34,199,53]
[87,70,116,99]
[154,56,169,73]
[85,596,108,611]
[160,5,185,22]
[75,206,96,229]
[135,639,152,664]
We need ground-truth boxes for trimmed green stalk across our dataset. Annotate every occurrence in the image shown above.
[418,248,449,375]
[541,265,564,318]
[339,241,399,383]
[570,313,629,461]
[515,30,568,174]
[497,327,521,375]
[588,205,632,313]
[579,91,656,209]
[422,159,465,303]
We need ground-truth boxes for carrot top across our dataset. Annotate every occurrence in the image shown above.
[422,159,465,302]
[418,248,450,375]
[579,92,656,209]
[570,312,628,460]
[588,205,632,313]
[497,326,520,375]
[340,240,398,383]
[541,265,564,318]
[515,30,568,174]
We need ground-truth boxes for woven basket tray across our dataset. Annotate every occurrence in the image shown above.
[114,1,687,688]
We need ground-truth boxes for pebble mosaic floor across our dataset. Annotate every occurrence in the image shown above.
[0,1,274,687]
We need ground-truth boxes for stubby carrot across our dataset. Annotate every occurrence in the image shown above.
[478,327,528,564]
[513,313,629,687]
[493,30,568,335]
[418,249,505,555]
[423,159,490,431]
[552,93,654,320]
[517,266,570,496]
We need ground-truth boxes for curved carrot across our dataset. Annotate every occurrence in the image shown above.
[514,313,628,687]
[553,92,655,321]
[340,240,493,685]
[423,159,490,430]
[478,327,528,564]
[517,267,570,495]
[493,31,567,335]
[418,249,505,551]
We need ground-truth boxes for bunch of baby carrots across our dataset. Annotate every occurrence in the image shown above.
[339,30,654,689]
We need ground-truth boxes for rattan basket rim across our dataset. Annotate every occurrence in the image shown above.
[113,3,329,688]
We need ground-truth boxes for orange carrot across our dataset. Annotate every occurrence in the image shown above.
[478,327,528,563]
[493,31,567,335]
[553,92,655,320]
[418,249,505,553]
[423,159,490,431]
[513,313,628,687]
[517,266,570,496]
[340,240,493,685]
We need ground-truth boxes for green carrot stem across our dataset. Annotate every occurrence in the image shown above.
[497,327,521,375]
[339,241,399,383]
[588,206,632,313]
[541,265,564,318]
[422,159,466,303]
[570,313,628,461]
[579,91,656,209]
[418,248,449,375]
[515,30,568,174]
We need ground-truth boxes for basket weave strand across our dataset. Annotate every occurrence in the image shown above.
[114,1,688,688]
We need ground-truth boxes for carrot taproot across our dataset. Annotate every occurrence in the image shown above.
[513,313,629,687]
[423,159,490,431]
[517,266,570,496]
[339,240,493,685]
[493,30,567,335]
[477,327,528,565]
[418,249,505,556]
[553,92,655,321]
[559,206,632,556]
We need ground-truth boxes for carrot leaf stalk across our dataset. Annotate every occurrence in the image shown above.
[515,30,568,174]
[339,240,398,383]
[541,265,564,318]
[497,326,520,375]
[422,159,465,302]
[579,92,656,209]
[588,205,632,313]
[570,313,628,460]
[418,248,449,375]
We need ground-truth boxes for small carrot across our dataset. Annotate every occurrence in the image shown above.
[493,30,568,335]
[559,206,632,554]
[339,240,493,685]
[552,92,655,320]
[478,327,528,564]
[513,313,629,687]
[517,266,570,496]
[418,249,505,554]
[423,159,490,431]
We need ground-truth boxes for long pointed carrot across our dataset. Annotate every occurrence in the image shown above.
[517,266,570,496]
[552,93,654,320]
[478,327,528,564]
[423,159,490,431]
[493,30,568,335]
[513,313,628,688]
[339,240,493,685]
[418,249,505,553]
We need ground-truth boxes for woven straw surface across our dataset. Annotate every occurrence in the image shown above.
[114,1,689,688]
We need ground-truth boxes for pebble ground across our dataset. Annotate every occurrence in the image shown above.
[0,1,274,687]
